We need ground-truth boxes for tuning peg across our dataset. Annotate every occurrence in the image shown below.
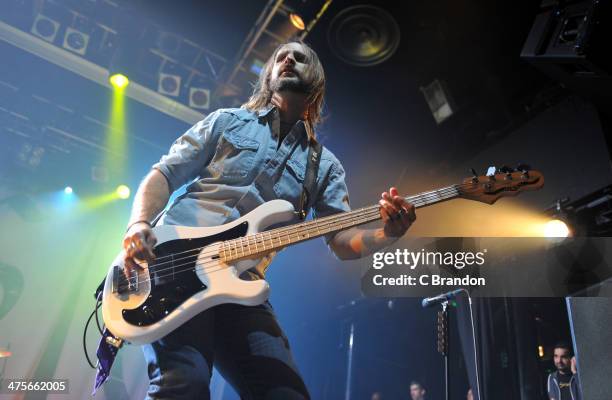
[497,165,514,180]
[516,163,531,172]
[470,168,478,182]
[516,163,531,178]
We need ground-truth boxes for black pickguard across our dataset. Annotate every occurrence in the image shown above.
[121,222,248,327]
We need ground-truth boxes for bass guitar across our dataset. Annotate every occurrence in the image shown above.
[101,166,543,344]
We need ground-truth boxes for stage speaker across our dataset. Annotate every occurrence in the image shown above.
[31,14,60,43]
[566,296,612,400]
[327,5,400,67]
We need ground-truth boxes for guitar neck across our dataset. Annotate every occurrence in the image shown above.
[220,184,461,262]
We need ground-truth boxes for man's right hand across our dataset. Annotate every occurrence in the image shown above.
[122,222,158,281]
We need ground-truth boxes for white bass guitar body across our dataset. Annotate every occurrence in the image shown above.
[101,199,294,345]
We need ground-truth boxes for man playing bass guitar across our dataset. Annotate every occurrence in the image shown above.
[122,40,416,400]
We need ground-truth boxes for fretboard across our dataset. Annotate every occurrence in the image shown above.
[219,184,460,262]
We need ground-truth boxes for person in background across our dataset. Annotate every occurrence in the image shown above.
[409,381,426,400]
[547,342,582,400]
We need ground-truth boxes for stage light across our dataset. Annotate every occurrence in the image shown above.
[64,186,73,195]
[31,14,60,43]
[544,219,570,238]
[189,87,210,110]
[158,73,181,97]
[420,79,456,125]
[538,345,544,358]
[106,72,127,174]
[290,13,306,31]
[17,143,45,169]
[116,185,130,199]
[249,59,265,76]
[109,73,129,89]
[63,27,90,55]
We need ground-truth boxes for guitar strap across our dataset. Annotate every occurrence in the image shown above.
[297,138,322,219]
[228,119,321,221]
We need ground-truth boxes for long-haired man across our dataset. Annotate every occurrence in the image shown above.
[123,40,416,399]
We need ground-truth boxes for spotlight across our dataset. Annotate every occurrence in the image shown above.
[544,219,570,238]
[109,73,129,89]
[290,13,306,31]
[116,185,130,199]
[538,345,544,358]
[64,186,73,195]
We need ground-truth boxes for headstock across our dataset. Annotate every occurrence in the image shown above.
[458,165,544,204]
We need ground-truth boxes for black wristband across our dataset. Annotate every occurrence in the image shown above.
[126,220,152,233]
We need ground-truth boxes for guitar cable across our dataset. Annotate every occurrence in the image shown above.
[461,288,482,400]
[83,293,103,369]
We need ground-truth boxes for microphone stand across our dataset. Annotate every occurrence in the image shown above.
[427,289,481,400]
[437,301,450,400]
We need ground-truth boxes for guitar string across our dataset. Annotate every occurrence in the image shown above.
[119,183,474,288]
[115,206,389,290]
[122,173,532,273]
[115,183,468,291]
[116,172,526,292]
[115,205,389,291]
[115,185,462,288]
[118,178,503,272]
[117,184,465,278]
[116,173,537,291]
[114,184,469,289]
[120,184,459,264]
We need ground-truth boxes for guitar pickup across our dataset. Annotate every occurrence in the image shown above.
[112,265,138,295]
[128,269,139,292]
[112,265,121,294]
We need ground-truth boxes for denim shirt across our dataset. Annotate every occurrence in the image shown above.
[152,106,351,246]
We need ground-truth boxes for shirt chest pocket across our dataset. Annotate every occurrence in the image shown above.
[273,158,306,209]
[209,130,260,180]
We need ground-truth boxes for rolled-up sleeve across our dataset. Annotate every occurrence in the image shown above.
[313,161,351,245]
[152,110,225,193]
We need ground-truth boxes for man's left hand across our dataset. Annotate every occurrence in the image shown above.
[379,187,416,238]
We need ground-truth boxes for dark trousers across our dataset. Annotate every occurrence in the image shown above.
[142,302,310,400]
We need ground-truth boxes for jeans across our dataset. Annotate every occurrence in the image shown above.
[142,302,310,400]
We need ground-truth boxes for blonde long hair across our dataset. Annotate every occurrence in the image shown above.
[243,40,325,142]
